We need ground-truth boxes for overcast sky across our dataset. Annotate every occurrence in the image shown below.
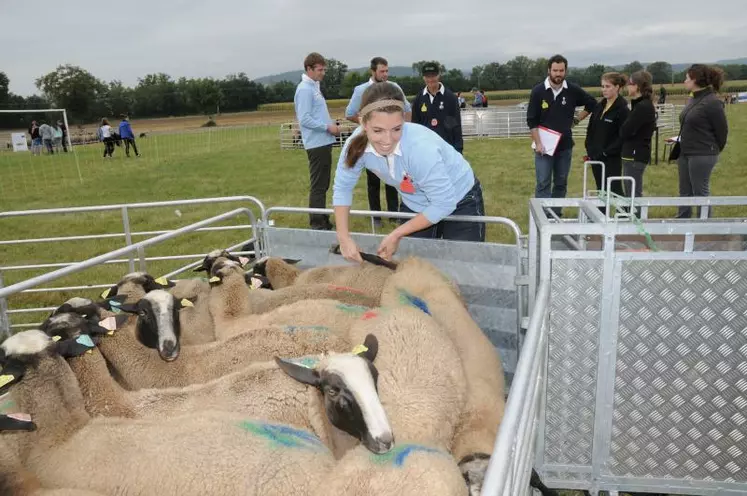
[2,0,745,96]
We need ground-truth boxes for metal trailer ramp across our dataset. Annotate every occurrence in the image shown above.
[482,195,747,496]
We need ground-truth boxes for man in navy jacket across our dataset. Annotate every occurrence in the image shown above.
[527,54,596,215]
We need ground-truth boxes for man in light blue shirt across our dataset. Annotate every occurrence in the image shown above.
[294,52,340,230]
[345,57,411,228]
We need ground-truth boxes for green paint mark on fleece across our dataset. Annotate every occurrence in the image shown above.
[336,303,368,315]
[0,399,16,414]
[370,444,445,467]
[285,356,320,369]
[237,421,328,452]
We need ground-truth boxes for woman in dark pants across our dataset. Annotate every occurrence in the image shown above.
[676,64,728,218]
[620,70,657,202]
[585,72,629,202]
[332,82,485,263]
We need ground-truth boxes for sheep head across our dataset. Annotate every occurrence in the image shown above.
[275,334,394,454]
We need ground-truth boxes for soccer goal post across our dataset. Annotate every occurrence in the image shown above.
[0,108,73,151]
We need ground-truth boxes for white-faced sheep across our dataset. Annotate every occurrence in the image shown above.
[72,292,351,389]
[62,315,393,457]
[378,256,506,494]
[284,305,468,456]
[1,330,467,496]
[100,272,215,345]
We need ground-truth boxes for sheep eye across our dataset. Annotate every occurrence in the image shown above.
[138,310,147,317]
[326,386,339,398]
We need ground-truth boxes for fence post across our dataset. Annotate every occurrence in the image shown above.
[121,207,136,273]
[0,271,11,340]
[154,134,160,165]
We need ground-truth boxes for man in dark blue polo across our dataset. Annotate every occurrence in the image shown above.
[527,54,596,215]
[410,62,463,154]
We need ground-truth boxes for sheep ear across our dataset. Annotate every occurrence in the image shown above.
[154,277,175,288]
[193,262,208,272]
[0,413,37,432]
[275,357,320,387]
[357,334,378,362]
[177,298,196,309]
[117,303,139,314]
[0,361,26,395]
[100,285,117,299]
[359,252,398,270]
[283,258,301,265]
[55,335,95,358]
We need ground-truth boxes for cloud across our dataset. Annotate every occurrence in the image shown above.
[1,0,745,95]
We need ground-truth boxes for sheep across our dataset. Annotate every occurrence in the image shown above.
[0,330,335,495]
[192,248,251,274]
[62,313,392,456]
[100,272,216,345]
[378,256,506,494]
[251,255,396,301]
[88,301,352,389]
[2,331,466,496]
[283,305,468,456]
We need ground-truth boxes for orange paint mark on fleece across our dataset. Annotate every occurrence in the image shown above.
[361,310,378,320]
[327,285,366,295]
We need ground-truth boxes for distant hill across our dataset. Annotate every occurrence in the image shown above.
[254,65,415,85]
[716,57,747,65]
[254,58,747,85]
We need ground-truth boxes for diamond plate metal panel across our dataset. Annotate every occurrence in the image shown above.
[545,258,603,467]
[609,259,747,482]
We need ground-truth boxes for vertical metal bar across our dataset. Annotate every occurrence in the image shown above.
[0,271,11,340]
[121,206,136,273]
[589,229,621,494]
[528,211,539,311]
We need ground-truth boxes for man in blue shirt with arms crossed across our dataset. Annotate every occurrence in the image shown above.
[294,52,341,230]
[346,57,411,228]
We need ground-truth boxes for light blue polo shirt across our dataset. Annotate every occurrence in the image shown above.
[332,123,475,224]
[294,74,336,150]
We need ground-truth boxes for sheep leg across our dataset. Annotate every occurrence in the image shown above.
[458,452,489,496]
[529,469,560,496]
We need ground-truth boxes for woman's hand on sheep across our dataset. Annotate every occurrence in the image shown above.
[377,233,401,261]
[339,236,364,264]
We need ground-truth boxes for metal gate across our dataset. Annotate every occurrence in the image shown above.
[482,194,747,496]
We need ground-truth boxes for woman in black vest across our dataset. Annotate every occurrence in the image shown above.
[620,70,657,201]
[585,72,630,202]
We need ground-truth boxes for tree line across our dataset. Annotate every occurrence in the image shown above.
[2,58,747,126]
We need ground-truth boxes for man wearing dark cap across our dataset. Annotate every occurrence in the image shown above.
[410,62,463,153]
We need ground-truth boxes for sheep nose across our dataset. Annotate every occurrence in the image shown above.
[160,340,179,361]
[374,432,394,453]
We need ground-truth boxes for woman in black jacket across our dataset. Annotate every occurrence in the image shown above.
[676,64,728,218]
[620,70,657,201]
[585,72,629,199]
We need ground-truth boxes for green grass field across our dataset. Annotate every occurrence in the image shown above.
[1,105,745,328]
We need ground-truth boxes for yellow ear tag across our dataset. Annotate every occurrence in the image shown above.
[107,331,115,336]
[155,277,169,286]
[52,335,62,342]
[0,375,15,388]
[351,344,368,355]
[86,350,93,354]
[101,288,111,299]
[209,276,221,283]
[181,299,194,308]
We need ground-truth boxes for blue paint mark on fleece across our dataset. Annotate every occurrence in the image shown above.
[238,421,328,452]
[398,289,431,315]
[283,325,329,334]
[370,444,444,467]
